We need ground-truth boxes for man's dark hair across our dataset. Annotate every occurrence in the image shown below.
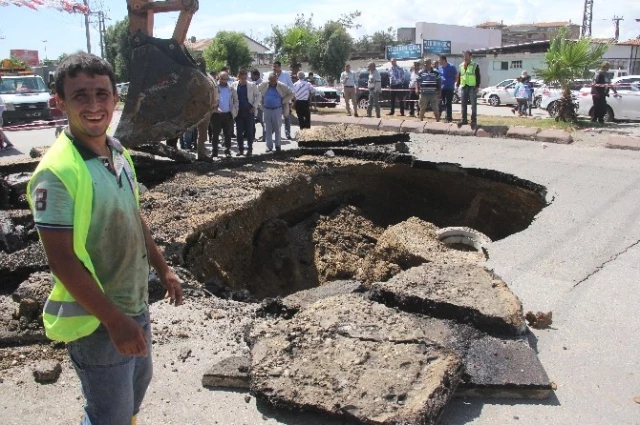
[220,66,229,72]
[273,61,282,67]
[251,69,260,75]
[439,55,447,61]
[55,52,116,100]
[238,68,248,76]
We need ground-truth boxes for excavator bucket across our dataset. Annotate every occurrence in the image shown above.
[115,32,215,147]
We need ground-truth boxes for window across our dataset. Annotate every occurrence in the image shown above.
[511,60,523,69]
[493,61,509,71]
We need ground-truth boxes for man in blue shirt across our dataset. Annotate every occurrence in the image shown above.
[273,61,294,139]
[438,55,457,123]
[387,58,406,116]
[258,73,294,152]
[210,72,239,158]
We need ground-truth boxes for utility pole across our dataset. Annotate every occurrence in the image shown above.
[612,16,624,41]
[581,0,594,38]
[83,0,91,54]
[98,11,105,58]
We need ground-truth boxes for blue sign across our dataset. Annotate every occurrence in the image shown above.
[386,44,422,60]
[423,39,451,55]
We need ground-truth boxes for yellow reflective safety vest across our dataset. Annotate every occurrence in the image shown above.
[459,61,478,87]
[26,132,139,342]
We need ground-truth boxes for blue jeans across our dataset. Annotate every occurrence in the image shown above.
[460,85,478,124]
[68,311,153,425]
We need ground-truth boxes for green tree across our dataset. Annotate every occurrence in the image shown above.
[535,28,609,121]
[203,31,253,75]
[370,27,396,55]
[104,17,132,83]
[309,21,353,81]
[265,14,317,74]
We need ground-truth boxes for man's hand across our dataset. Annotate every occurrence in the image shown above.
[160,268,183,306]
[249,107,255,114]
[105,314,148,357]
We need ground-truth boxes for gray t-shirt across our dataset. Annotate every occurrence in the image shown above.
[31,134,150,316]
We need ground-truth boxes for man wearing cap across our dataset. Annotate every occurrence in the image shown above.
[456,50,481,127]
[591,61,616,124]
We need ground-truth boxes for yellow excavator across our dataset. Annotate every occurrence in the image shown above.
[114,0,216,148]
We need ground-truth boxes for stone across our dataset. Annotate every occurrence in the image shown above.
[249,294,464,425]
[378,119,404,132]
[178,347,192,361]
[32,360,62,384]
[448,124,476,137]
[18,298,40,320]
[525,311,553,328]
[296,124,408,148]
[358,117,382,130]
[202,355,251,389]
[400,120,427,133]
[475,125,509,138]
[4,172,32,197]
[506,126,539,141]
[12,271,52,307]
[282,279,365,311]
[458,335,553,399]
[604,136,640,151]
[536,129,573,144]
[423,122,452,135]
[394,141,410,153]
[369,263,527,336]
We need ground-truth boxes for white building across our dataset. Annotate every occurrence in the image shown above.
[413,22,502,55]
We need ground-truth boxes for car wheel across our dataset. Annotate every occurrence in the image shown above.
[604,106,614,123]
[358,97,369,110]
[534,96,542,108]
[488,95,500,106]
[547,101,558,117]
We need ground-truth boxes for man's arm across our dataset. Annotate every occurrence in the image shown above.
[476,66,481,88]
[139,214,183,306]
[38,229,148,356]
[455,69,460,88]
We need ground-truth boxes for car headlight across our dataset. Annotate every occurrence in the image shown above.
[4,103,15,111]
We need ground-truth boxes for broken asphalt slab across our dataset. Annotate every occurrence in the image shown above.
[248,294,464,425]
[369,263,527,336]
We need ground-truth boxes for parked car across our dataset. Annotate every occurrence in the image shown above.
[478,78,542,107]
[0,75,52,125]
[538,80,590,116]
[577,75,640,122]
[116,82,129,102]
[306,74,340,108]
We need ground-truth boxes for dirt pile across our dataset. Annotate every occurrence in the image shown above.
[297,124,410,147]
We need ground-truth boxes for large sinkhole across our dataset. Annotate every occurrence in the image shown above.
[180,157,547,300]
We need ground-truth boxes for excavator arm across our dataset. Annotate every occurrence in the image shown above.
[115,0,215,148]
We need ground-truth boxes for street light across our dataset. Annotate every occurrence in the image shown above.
[42,40,48,61]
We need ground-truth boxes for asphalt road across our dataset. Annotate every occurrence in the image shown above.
[2,111,640,425]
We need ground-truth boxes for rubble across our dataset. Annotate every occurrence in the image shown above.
[297,124,410,148]
[202,355,251,389]
[525,311,553,329]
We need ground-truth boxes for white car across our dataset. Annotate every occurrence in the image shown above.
[577,75,640,122]
[478,79,542,107]
[0,75,52,125]
[538,80,591,116]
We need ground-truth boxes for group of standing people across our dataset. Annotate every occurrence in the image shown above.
[173,61,316,161]
[343,50,482,127]
[512,71,535,117]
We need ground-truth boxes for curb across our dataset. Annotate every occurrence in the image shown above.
[310,114,573,144]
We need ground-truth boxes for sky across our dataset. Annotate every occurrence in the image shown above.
[0,0,638,61]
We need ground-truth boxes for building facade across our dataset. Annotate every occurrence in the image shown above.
[476,21,581,46]
[185,34,272,66]
[414,22,502,54]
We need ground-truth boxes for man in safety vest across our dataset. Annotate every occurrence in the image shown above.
[27,53,183,425]
[455,50,481,127]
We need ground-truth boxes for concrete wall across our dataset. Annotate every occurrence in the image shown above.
[415,22,502,54]
[600,44,636,74]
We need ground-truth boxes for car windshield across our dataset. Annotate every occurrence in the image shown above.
[0,76,48,94]
[497,80,514,87]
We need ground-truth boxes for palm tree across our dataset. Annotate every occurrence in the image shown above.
[267,26,316,75]
[536,28,609,122]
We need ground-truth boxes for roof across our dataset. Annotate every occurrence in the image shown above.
[506,21,579,29]
[618,38,640,46]
[184,34,270,53]
[476,21,503,27]
[589,38,618,44]
[469,39,551,54]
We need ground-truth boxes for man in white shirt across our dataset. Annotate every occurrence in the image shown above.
[366,62,382,119]
[340,64,358,117]
[273,61,294,139]
[293,71,315,129]
[408,61,420,117]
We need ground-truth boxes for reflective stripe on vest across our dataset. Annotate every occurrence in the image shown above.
[26,132,139,342]
[459,62,477,87]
